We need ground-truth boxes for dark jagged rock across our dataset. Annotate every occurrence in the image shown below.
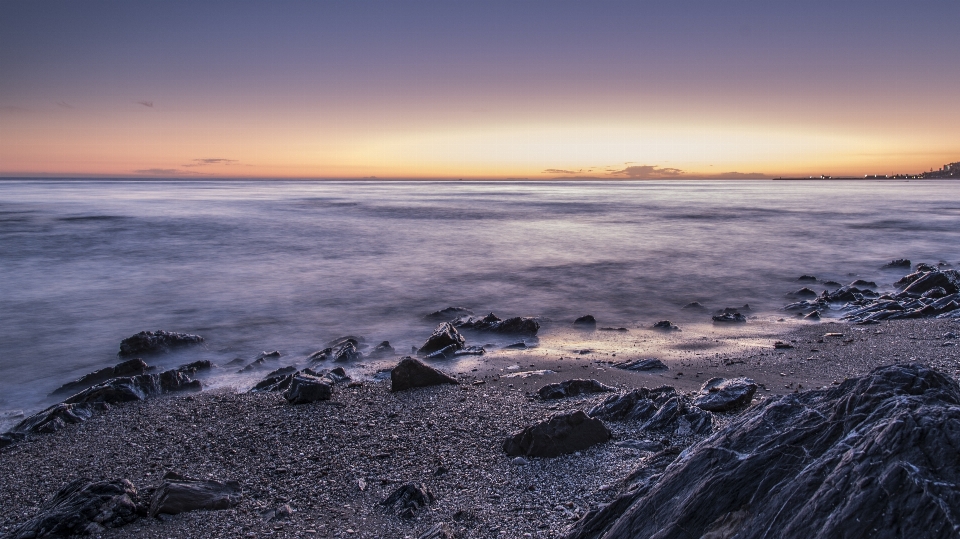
[381,483,434,519]
[773,341,794,349]
[417,323,465,356]
[118,330,203,357]
[839,267,960,323]
[7,478,140,538]
[176,360,211,374]
[333,340,363,362]
[51,359,151,396]
[1,431,25,448]
[324,336,365,349]
[453,313,540,336]
[11,403,103,436]
[693,377,757,412]
[238,358,268,373]
[850,279,877,288]
[423,344,462,359]
[599,327,629,332]
[574,315,597,328]
[307,348,333,362]
[391,357,459,392]
[282,372,332,404]
[418,522,455,539]
[423,307,473,321]
[250,366,298,392]
[538,379,616,400]
[652,320,679,331]
[786,287,817,298]
[712,312,746,323]
[589,386,713,436]
[883,258,911,268]
[453,345,485,356]
[804,310,822,320]
[612,358,667,371]
[795,275,817,282]
[923,286,948,299]
[570,365,960,539]
[503,410,611,458]
[902,269,960,296]
[368,341,396,358]
[148,472,241,517]
[681,302,706,310]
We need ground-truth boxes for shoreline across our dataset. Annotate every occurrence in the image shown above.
[2,317,958,538]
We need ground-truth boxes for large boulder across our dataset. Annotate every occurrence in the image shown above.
[503,410,611,458]
[417,323,465,356]
[282,372,333,404]
[391,357,459,392]
[538,379,616,400]
[589,387,713,436]
[567,364,960,539]
[118,330,203,357]
[7,478,140,538]
[693,377,758,412]
[148,472,241,517]
[51,359,151,396]
[453,313,540,335]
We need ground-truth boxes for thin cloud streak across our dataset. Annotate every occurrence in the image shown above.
[136,101,154,108]
[609,165,684,179]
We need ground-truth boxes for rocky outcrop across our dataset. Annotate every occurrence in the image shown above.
[589,386,712,436]
[693,377,757,412]
[251,367,347,395]
[503,410,611,458]
[538,379,615,400]
[118,330,203,357]
[568,364,960,539]
[283,372,333,404]
[453,313,540,336]
[391,357,459,392]
[417,323,465,357]
[838,266,960,322]
[148,472,241,517]
[51,359,151,396]
[612,358,667,371]
[7,478,141,538]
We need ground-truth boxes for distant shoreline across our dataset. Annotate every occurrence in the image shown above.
[1,176,959,182]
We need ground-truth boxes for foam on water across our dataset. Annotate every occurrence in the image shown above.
[1,179,958,424]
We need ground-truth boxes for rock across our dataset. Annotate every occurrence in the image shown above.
[423,344,462,359]
[502,342,527,350]
[318,366,350,385]
[612,358,667,371]
[570,364,960,539]
[599,327,629,332]
[262,503,294,522]
[883,258,911,268]
[850,279,877,288]
[324,336,364,349]
[453,313,540,335]
[333,340,363,362]
[503,410,611,458]
[682,302,706,310]
[786,287,817,298]
[773,341,794,349]
[539,379,616,400]
[118,330,204,357]
[614,439,663,452]
[250,366,298,392]
[511,456,530,466]
[1,431,25,448]
[62,369,201,405]
[391,357,459,392]
[176,360,211,374]
[923,287,948,299]
[712,312,746,323]
[417,322,466,356]
[11,402,103,436]
[148,472,241,517]
[796,275,817,282]
[7,478,140,538]
[368,341,396,358]
[238,352,281,372]
[589,386,713,435]
[903,270,960,296]
[423,307,473,321]
[283,372,333,404]
[574,315,597,328]
[652,320,680,331]
[380,483,434,519]
[453,345,486,356]
[804,310,822,321]
[693,377,758,412]
[418,523,454,539]
[307,348,332,362]
[51,359,151,396]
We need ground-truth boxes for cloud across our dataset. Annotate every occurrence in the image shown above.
[542,168,578,175]
[708,171,767,179]
[609,165,684,179]
[183,158,238,167]
[136,101,154,108]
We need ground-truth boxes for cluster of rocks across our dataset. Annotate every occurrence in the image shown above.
[412,311,539,359]
[6,473,241,538]
[452,313,540,336]
[249,365,353,404]
[783,262,960,323]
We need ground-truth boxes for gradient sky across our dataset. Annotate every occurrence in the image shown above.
[2,0,959,179]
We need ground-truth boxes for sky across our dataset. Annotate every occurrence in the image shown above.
[1,0,959,179]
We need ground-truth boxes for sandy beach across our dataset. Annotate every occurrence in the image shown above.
[2,316,958,538]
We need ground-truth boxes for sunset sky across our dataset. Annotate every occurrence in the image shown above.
[2,1,959,179]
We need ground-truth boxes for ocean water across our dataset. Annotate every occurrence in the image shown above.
[1,179,959,422]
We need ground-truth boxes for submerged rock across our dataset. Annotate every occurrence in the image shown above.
[538,379,616,400]
[368,341,396,358]
[333,340,363,362]
[574,315,597,328]
[503,410,611,458]
[795,275,817,282]
[786,287,817,298]
[7,478,140,538]
[589,386,713,436]
[391,357,459,392]
[568,364,960,539]
[423,307,474,321]
[693,377,757,412]
[883,258,912,268]
[612,358,668,371]
[652,320,680,331]
[51,358,151,396]
[149,472,241,517]
[417,323,465,356]
[712,312,747,323]
[118,330,204,357]
[681,302,706,310]
[453,313,540,335]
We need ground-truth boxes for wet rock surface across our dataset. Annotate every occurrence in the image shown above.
[692,377,758,412]
[612,358,667,371]
[391,357,459,392]
[148,472,242,517]
[573,364,960,539]
[453,313,540,336]
[712,312,747,323]
[503,410,611,458]
[282,372,333,404]
[424,307,473,321]
[538,380,615,400]
[418,323,466,357]
[51,359,151,396]
[7,478,141,538]
[118,330,204,357]
[589,386,713,436]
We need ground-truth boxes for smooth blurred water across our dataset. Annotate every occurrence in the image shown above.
[1,179,959,420]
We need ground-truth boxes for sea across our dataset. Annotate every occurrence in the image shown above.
[2,179,959,426]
